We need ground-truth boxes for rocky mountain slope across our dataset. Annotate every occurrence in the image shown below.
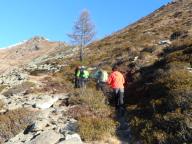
[0,36,68,74]
[86,0,192,67]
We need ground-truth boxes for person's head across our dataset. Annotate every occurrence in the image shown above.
[75,66,80,70]
[112,65,118,71]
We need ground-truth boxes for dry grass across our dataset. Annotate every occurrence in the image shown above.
[171,37,192,48]
[126,45,192,144]
[69,89,112,117]
[2,81,36,97]
[0,108,35,143]
[157,65,192,90]
[78,117,116,141]
[0,100,4,111]
[0,85,7,93]
[68,88,117,142]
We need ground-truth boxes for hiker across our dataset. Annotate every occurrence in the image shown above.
[93,68,108,91]
[74,66,80,88]
[107,65,125,109]
[77,66,89,88]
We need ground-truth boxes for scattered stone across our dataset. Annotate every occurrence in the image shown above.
[187,67,192,73]
[158,40,171,45]
[24,123,36,134]
[0,69,28,86]
[26,63,61,73]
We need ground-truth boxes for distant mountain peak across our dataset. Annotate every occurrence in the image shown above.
[28,36,49,43]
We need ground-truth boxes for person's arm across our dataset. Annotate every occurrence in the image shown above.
[123,77,125,84]
[76,70,80,77]
[84,70,89,78]
[122,74,125,84]
[107,74,113,85]
[87,71,90,78]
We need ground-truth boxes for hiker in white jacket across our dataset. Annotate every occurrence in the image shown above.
[93,68,108,91]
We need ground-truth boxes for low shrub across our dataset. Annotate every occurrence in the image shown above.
[68,88,117,142]
[125,45,192,144]
[69,89,112,117]
[157,65,192,90]
[78,117,116,141]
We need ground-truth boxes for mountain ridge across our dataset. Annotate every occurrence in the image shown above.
[0,36,68,73]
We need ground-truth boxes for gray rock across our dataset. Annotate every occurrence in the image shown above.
[53,93,69,100]
[26,63,61,73]
[33,96,59,109]
[33,119,50,131]
[60,119,78,134]
[59,133,83,144]
[5,131,34,144]
[27,130,62,144]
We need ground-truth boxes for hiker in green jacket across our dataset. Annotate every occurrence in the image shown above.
[74,66,81,88]
[77,66,89,88]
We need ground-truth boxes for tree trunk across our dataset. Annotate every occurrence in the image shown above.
[80,44,83,61]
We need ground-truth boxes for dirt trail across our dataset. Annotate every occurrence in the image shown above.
[115,108,131,144]
[28,74,48,85]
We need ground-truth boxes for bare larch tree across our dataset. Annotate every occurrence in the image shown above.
[68,10,95,61]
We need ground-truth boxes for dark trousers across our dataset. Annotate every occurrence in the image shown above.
[113,88,124,108]
[79,78,87,88]
[75,77,80,88]
[96,81,105,91]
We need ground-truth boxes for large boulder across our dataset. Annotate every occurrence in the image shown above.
[26,130,62,144]
[33,95,59,109]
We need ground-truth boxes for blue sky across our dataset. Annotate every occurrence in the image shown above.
[0,0,171,48]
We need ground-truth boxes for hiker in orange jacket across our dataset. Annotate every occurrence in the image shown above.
[107,65,125,109]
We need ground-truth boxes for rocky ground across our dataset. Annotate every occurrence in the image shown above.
[0,68,83,144]
[3,94,83,144]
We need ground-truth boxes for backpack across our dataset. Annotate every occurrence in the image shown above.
[100,70,108,82]
[79,68,85,78]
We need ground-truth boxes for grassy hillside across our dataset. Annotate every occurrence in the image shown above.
[85,0,192,68]
[67,0,192,143]
[125,43,192,143]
